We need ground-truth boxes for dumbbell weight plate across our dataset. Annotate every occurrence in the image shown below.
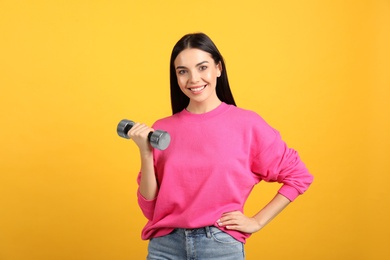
[149,130,171,150]
[117,119,134,139]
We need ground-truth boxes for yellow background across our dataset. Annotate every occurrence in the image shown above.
[1,0,389,259]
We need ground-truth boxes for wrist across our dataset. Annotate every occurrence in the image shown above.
[139,147,153,157]
[252,215,266,229]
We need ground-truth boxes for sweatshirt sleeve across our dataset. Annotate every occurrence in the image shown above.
[250,121,313,201]
[136,172,156,220]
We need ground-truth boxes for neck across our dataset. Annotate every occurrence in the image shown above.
[186,100,222,114]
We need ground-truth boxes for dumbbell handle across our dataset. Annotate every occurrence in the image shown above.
[117,119,171,150]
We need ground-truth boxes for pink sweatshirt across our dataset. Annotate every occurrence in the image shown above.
[137,103,313,243]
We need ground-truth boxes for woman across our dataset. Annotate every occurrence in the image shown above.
[128,33,313,259]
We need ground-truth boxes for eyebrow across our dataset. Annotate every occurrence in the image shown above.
[175,61,209,70]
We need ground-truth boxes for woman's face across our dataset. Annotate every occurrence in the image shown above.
[174,48,222,109]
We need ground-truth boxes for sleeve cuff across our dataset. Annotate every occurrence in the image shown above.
[278,185,301,202]
[137,190,157,220]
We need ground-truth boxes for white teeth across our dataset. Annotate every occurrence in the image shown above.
[190,85,206,92]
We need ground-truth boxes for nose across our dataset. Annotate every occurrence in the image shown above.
[189,70,200,83]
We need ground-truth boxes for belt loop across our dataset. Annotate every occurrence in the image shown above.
[205,226,211,238]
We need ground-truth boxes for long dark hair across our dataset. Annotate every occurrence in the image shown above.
[169,33,236,114]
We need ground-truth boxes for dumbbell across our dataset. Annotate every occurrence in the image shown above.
[117,119,171,150]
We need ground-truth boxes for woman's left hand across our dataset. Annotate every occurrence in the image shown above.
[217,211,261,234]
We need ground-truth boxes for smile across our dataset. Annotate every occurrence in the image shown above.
[189,85,206,93]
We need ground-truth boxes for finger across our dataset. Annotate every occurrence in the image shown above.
[221,211,241,217]
[218,211,242,223]
[127,122,141,136]
[220,213,241,223]
[225,225,240,230]
[223,220,242,229]
[222,220,240,227]
[217,216,234,224]
[217,217,241,227]
[129,123,151,138]
[130,123,148,132]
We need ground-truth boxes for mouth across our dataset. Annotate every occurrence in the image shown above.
[188,85,207,93]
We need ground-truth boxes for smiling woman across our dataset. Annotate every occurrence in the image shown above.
[169,33,237,115]
[1,1,389,259]
[174,48,222,113]
[125,32,314,260]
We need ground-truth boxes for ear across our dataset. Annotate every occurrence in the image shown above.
[217,61,222,77]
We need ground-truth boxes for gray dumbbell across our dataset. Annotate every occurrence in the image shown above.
[117,119,171,150]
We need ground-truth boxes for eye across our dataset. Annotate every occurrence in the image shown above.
[177,70,187,75]
[199,65,208,71]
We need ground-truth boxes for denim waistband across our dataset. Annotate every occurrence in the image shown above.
[177,226,212,238]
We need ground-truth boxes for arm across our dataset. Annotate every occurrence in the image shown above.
[218,114,312,233]
[128,123,158,200]
[217,193,290,233]
[138,149,158,200]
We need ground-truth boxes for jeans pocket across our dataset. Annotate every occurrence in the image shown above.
[210,227,240,244]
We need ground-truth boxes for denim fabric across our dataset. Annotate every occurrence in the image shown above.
[147,226,245,260]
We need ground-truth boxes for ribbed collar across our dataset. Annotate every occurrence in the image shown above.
[177,102,231,122]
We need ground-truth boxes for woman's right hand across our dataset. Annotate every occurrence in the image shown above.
[128,123,157,200]
[127,122,154,154]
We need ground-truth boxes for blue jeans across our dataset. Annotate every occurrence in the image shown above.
[147,226,245,260]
